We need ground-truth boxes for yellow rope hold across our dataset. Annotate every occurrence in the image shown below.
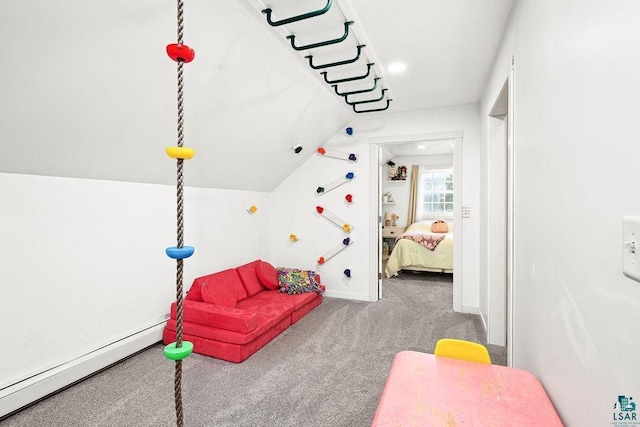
[166,146,195,159]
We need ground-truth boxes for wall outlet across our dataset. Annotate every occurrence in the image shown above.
[623,216,640,282]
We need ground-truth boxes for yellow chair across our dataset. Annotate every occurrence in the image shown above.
[434,339,492,364]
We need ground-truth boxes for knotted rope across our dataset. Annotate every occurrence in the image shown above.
[174,0,186,425]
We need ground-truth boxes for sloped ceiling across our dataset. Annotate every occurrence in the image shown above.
[0,0,514,190]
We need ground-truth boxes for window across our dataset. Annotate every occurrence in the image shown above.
[418,167,453,219]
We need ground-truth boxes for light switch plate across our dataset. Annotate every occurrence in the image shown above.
[623,216,640,282]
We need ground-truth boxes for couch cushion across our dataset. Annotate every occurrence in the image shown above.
[185,280,203,302]
[236,260,265,297]
[194,269,247,305]
[201,279,237,308]
[256,261,279,290]
[247,289,320,311]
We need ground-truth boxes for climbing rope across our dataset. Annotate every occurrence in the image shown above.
[163,0,196,426]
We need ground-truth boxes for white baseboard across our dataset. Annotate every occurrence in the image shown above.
[479,310,488,333]
[323,289,370,301]
[462,305,479,315]
[0,322,165,419]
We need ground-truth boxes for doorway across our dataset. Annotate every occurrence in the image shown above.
[368,131,463,311]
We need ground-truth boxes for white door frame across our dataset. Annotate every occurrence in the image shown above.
[369,131,463,312]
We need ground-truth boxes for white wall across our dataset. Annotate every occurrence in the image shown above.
[272,104,481,310]
[480,1,640,425]
[0,173,270,412]
[0,0,351,192]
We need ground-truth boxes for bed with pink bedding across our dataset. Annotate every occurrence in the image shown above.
[384,221,454,277]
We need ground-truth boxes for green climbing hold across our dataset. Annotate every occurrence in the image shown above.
[164,341,194,361]
[316,187,325,193]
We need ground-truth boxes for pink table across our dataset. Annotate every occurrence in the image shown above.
[371,351,563,426]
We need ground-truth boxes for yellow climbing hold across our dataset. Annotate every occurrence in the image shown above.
[342,224,352,233]
[166,146,195,159]
[290,234,299,242]
[248,205,258,214]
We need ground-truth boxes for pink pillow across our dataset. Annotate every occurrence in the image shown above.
[201,280,237,308]
[256,261,279,290]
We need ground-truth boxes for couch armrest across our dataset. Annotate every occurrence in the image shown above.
[171,300,258,334]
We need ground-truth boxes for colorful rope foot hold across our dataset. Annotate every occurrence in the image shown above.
[166,43,195,63]
[166,246,195,259]
[166,146,195,159]
[164,341,194,361]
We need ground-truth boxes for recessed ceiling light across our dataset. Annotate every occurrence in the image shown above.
[387,62,407,74]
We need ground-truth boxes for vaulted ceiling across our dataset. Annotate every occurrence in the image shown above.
[0,0,514,191]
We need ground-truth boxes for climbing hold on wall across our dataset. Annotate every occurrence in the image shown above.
[248,205,258,213]
[290,234,299,242]
[316,172,355,196]
[293,143,303,153]
[345,194,353,203]
[346,127,353,135]
[316,205,353,233]
[317,238,352,266]
[344,269,351,278]
[316,147,358,162]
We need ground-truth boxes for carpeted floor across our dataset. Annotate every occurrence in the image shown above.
[2,272,506,427]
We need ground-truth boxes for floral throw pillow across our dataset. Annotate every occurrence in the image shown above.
[276,267,323,295]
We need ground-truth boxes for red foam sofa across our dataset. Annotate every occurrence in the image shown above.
[163,260,324,363]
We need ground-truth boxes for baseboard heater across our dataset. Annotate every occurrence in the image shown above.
[0,322,165,419]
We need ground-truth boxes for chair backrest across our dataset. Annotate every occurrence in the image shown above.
[434,339,492,364]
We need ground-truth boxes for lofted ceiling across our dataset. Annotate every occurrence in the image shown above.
[0,0,514,190]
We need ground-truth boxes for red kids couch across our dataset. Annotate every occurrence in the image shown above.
[163,260,324,363]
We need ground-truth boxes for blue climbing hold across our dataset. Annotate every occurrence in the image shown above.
[166,246,195,259]
[346,172,355,179]
[345,127,353,135]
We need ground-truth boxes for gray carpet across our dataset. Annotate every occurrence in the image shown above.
[2,272,506,427]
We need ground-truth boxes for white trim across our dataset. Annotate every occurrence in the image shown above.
[462,305,480,315]
[507,60,516,367]
[0,322,165,418]
[323,290,371,301]
[452,136,463,312]
[369,131,463,312]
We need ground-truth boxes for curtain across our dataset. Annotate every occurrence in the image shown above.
[407,165,419,225]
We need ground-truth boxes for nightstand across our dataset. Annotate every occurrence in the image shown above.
[382,226,406,261]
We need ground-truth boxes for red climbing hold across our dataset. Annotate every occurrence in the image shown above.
[345,194,353,203]
[318,257,325,265]
[166,44,195,63]
[316,206,324,214]
[317,147,327,155]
